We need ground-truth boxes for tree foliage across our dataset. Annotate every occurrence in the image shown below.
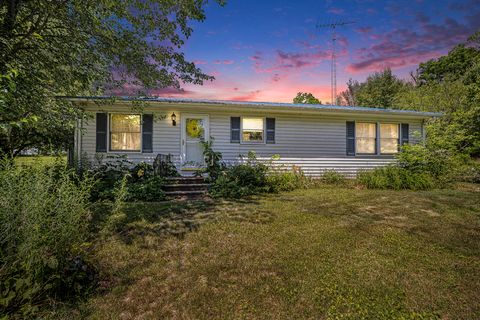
[354,68,407,108]
[396,33,480,157]
[338,79,361,106]
[0,0,223,157]
[293,92,321,104]
[417,44,480,85]
[340,32,480,157]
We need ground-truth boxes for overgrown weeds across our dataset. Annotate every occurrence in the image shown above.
[0,159,95,317]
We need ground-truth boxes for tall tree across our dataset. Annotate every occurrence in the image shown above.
[338,79,361,106]
[0,0,224,157]
[395,32,480,157]
[293,92,321,104]
[417,43,480,85]
[355,68,407,108]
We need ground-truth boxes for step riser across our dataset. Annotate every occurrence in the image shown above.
[165,190,207,198]
[164,178,205,185]
[163,185,208,192]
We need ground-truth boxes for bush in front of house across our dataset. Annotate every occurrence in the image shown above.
[357,166,435,190]
[321,169,347,185]
[0,160,95,317]
[266,165,307,192]
[396,143,467,184]
[357,142,473,190]
[89,156,167,202]
[210,152,269,198]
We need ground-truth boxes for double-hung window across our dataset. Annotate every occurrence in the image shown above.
[354,122,399,155]
[110,114,141,151]
[242,117,264,143]
[356,122,376,154]
[380,123,399,154]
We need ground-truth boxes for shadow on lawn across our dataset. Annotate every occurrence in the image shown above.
[89,196,272,245]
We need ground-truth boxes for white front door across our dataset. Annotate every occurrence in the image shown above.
[181,114,209,169]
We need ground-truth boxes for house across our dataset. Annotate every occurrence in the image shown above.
[70,97,441,177]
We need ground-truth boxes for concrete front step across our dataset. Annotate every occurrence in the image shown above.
[163,183,209,192]
[164,190,208,197]
[162,176,209,198]
[164,176,206,185]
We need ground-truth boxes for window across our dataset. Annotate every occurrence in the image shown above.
[242,117,264,142]
[356,122,376,154]
[380,123,399,154]
[110,114,141,151]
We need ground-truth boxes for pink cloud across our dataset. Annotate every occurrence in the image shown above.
[328,7,344,15]
[355,27,372,34]
[193,59,208,65]
[213,59,234,65]
[228,90,262,101]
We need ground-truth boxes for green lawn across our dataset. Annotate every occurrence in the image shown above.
[53,185,480,319]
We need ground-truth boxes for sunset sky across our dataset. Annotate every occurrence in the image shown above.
[151,0,480,103]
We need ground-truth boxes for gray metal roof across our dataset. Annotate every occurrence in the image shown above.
[64,96,442,117]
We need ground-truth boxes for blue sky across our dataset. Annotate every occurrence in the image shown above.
[153,0,480,103]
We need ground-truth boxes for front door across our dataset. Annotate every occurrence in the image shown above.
[181,114,209,169]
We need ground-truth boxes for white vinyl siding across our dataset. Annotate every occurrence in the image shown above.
[77,104,425,177]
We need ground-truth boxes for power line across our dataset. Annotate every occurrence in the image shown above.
[317,20,356,105]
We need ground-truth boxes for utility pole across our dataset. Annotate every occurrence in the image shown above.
[317,20,355,105]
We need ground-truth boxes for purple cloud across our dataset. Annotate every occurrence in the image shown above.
[347,14,480,73]
[252,49,330,74]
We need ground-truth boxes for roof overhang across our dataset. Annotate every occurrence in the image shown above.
[63,96,443,119]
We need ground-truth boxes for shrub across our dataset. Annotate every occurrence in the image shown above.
[0,160,95,316]
[210,152,269,198]
[396,144,467,184]
[455,161,480,183]
[321,170,346,185]
[267,166,306,192]
[89,157,166,202]
[127,176,166,202]
[201,138,225,181]
[357,166,435,190]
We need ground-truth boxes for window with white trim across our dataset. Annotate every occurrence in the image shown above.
[356,122,376,154]
[242,117,264,142]
[380,123,399,154]
[110,114,141,151]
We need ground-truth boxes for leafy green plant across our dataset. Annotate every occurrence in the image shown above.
[210,152,269,198]
[266,164,308,192]
[103,175,129,234]
[357,166,435,190]
[153,154,179,177]
[0,159,95,316]
[321,170,346,185]
[127,176,166,202]
[396,143,467,185]
[201,138,225,181]
[88,157,166,202]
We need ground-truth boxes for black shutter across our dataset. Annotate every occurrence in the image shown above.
[401,123,409,146]
[346,121,355,156]
[230,117,240,143]
[96,113,107,152]
[142,114,153,153]
[266,118,275,144]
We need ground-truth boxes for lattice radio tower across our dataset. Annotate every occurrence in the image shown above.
[317,20,355,105]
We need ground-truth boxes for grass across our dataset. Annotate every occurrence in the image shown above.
[15,155,66,166]
[49,185,480,319]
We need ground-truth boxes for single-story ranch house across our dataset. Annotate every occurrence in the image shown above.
[70,97,441,177]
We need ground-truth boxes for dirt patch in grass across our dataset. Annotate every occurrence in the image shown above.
[48,186,480,319]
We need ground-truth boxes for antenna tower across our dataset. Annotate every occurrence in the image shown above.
[317,20,355,105]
